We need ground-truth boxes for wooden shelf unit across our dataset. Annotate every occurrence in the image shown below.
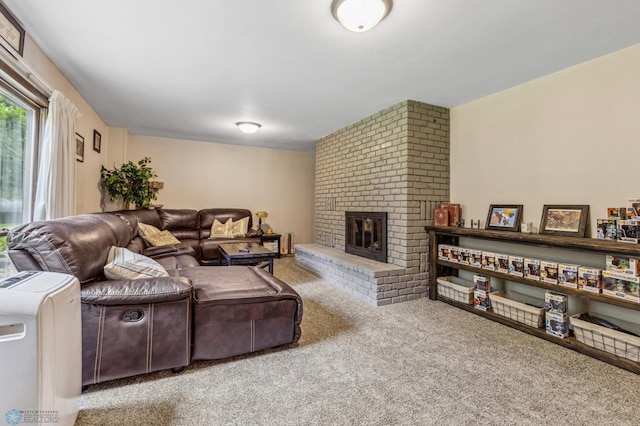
[426,225,640,374]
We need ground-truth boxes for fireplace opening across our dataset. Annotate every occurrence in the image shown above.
[345,211,387,263]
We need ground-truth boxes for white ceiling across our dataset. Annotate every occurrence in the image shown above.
[5,0,640,152]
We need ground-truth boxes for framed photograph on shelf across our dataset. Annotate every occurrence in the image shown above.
[539,205,589,238]
[485,204,523,232]
[93,130,101,153]
[76,133,84,162]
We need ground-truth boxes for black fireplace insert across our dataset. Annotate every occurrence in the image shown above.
[345,211,387,262]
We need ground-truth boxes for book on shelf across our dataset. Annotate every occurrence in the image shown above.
[434,208,449,226]
[440,202,460,226]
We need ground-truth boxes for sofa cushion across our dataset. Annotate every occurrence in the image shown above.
[158,209,200,240]
[144,230,181,247]
[104,246,169,280]
[156,254,200,271]
[142,244,195,260]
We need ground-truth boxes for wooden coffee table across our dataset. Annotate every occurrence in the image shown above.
[218,242,278,274]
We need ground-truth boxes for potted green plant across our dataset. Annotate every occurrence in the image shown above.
[101,157,158,209]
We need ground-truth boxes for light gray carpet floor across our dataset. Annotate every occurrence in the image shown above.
[77,258,640,425]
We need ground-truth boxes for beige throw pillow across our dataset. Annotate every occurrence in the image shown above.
[230,216,250,236]
[104,246,169,280]
[138,222,161,238]
[210,218,233,238]
[144,230,181,247]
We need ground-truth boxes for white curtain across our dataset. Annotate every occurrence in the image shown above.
[33,90,82,220]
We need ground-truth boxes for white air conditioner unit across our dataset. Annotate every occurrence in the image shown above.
[0,271,81,426]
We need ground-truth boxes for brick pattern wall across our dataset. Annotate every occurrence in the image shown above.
[313,100,450,305]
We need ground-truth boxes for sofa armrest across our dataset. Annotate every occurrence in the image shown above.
[81,276,193,305]
[250,266,303,324]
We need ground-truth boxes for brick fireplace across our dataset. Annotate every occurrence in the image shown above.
[295,100,451,306]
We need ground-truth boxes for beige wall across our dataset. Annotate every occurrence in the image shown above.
[17,32,316,242]
[21,34,109,215]
[451,43,640,324]
[126,134,315,243]
[450,43,640,236]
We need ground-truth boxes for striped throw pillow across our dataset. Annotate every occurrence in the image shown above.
[104,246,169,280]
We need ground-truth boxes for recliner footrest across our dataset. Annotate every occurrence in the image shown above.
[183,266,302,361]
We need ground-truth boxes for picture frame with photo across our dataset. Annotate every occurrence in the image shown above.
[93,130,101,153]
[485,204,523,232]
[539,205,589,238]
[76,133,84,162]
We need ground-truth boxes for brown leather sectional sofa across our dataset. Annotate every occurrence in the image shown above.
[114,208,262,264]
[7,208,302,386]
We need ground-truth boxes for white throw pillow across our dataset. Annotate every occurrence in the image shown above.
[104,246,169,280]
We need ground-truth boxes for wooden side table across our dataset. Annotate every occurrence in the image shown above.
[261,233,281,258]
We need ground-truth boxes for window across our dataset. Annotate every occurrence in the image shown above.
[0,65,46,277]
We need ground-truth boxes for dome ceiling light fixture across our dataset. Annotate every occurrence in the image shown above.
[331,0,393,32]
[236,121,262,134]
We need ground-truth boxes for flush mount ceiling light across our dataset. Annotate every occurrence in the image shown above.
[331,0,392,32]
[236,122,262,134]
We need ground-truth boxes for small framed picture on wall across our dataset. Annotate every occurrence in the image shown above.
[93,130,101,153]
[76,133,84,162]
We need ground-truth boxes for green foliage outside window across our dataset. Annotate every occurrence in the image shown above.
[0,95,26,256]
[0,95,26,249]
[0,95,26,202]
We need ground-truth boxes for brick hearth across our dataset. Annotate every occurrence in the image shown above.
[296,244,408,305]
